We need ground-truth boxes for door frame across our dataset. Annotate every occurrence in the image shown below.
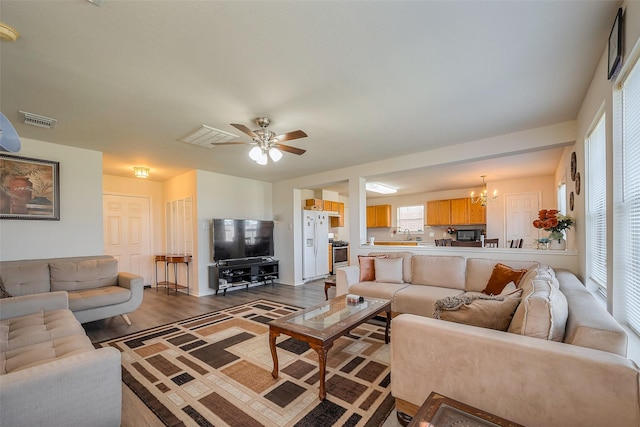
[503,191,541,249]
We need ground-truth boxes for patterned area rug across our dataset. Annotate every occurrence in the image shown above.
[98,299,394,427]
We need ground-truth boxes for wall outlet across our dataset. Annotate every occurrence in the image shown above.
[429,232,435,237]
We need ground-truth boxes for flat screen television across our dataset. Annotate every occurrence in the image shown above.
[212,218,274,262]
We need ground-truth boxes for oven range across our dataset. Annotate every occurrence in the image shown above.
[330,240,349,274]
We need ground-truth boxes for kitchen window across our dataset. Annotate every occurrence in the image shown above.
[397,205,424,233]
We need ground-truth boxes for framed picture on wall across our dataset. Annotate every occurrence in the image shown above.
[0,154,60,220]
[608,8,623,80]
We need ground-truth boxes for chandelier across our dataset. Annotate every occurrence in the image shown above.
[470,175,498,206]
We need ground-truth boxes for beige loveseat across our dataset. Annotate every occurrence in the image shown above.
[0,291,122,426]
[0,255,144,325]
[336,252,640,426]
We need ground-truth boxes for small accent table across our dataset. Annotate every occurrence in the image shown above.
[323,278,336,300]
[406,392,524,427]
[155,254,192,295]
[268,295,391,400]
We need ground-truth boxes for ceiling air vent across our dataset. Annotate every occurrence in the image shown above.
[178,125,238,148]
[20,111,58,129]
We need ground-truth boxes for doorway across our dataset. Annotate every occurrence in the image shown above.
[103,194,152,286]
[504,192,541,249]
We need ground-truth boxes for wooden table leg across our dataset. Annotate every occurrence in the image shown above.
[324,283,330,300]
[385,308,391,344]
[269,328,280,379]
[310,342,333,400]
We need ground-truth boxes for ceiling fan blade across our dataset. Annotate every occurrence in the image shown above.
[276,143,306,155]
[274,130,307,143]
[230,123,258,138]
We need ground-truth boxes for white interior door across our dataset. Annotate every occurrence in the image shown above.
[103,194,152,286]
[504,192,540,249]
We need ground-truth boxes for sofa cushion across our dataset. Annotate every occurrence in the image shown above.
[369,252,413,283]
[508,267,568,341]
[465,258,539,292]
[375,258,404,284]
[358,255,386,282]
[50,259,118,292]
[411,255,466,290]
[393,286,463,317]
[482,263,527,295]
[348,282,410,311]
[434,290,523,331]
[67,286,132,312]
[0,263,51,296]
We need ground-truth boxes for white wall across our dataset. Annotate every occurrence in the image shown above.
[0,138,103,261]
[195,170,273,296]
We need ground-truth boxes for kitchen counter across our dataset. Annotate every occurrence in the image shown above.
[370,241,422,246]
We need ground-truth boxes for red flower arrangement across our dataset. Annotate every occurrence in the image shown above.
[533,209,574,239]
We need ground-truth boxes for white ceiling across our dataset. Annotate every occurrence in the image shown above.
[0,0,620,190]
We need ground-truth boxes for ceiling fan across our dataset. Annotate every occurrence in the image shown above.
[214,117,307,165]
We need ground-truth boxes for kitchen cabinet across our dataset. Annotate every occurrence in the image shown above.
[427,198,485,226]
[367,204,392,228]
[450,198,469,224]
[305,199,323,210]
[426,200,451,226]
[330,202,345,227]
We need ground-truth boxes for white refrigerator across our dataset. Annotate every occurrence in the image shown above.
[303,210,330,280]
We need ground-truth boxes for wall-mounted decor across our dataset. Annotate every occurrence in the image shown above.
[575,172,581,196]
[608,7,623,80]
[0,154,60,220]
[570,191,574,212]
[570,151,577,181]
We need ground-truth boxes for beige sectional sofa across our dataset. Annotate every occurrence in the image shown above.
[0,255,144,324]
[336,252,640,426]
[0,291,122,426]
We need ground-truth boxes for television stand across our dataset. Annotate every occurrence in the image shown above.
[209,259,279,295]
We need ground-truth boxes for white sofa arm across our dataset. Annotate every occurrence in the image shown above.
[0,347,122,427]
[336,265,360,296]
[0,291,69,320]
[391,314,640,427]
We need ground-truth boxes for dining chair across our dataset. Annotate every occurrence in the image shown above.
[510,238,523,248]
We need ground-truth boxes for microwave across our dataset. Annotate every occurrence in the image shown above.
[456,229,482,241]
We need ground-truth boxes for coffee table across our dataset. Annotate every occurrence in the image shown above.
[268,295,391,400]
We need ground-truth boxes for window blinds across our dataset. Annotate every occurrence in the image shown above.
[587,115,607,291]
[617,59,640,334]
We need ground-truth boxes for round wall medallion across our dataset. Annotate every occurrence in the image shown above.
[570,191,574,211]
[575,172,581,195]
[570,152,577,181]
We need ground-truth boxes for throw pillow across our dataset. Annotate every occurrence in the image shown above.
[434,290,523,331]
[374,257,404,284]
[499,281,518,296]
[482,263,527,295]
[358,255,387,282]
[0,276,11,298]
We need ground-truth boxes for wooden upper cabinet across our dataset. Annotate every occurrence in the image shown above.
[427,200,451,226]
[468,199,486,224]
[305,199,323,209]
[367,204,392,228]
[330,202,345,227]
[450,198,469,224]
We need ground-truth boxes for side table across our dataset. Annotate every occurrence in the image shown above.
[406,392,523,427]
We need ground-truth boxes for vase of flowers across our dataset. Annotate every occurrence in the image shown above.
[532,209,574,250]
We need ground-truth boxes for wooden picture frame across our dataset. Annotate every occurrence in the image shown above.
[570,191,575,212]
[570,151,577,181]
[575,172,581,196]
[608,8,623,80]
[0,154,60,220]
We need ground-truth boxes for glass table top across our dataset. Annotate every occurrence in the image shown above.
[286,297,387,330]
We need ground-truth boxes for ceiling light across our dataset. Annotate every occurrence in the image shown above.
[269,147,283,162]
[256,152,268,166]
[20,111,57,129]
[0,23,19,42]
[249,146,262,161]
[133,167,150,179]
[471,175,498,206]
[366,182,397,194]
[178,125,238,148]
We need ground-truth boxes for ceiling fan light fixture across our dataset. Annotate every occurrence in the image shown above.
[0,22,19,42]
[269,147,283,162]
[249,146,262,161]
[256,152,268,166]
